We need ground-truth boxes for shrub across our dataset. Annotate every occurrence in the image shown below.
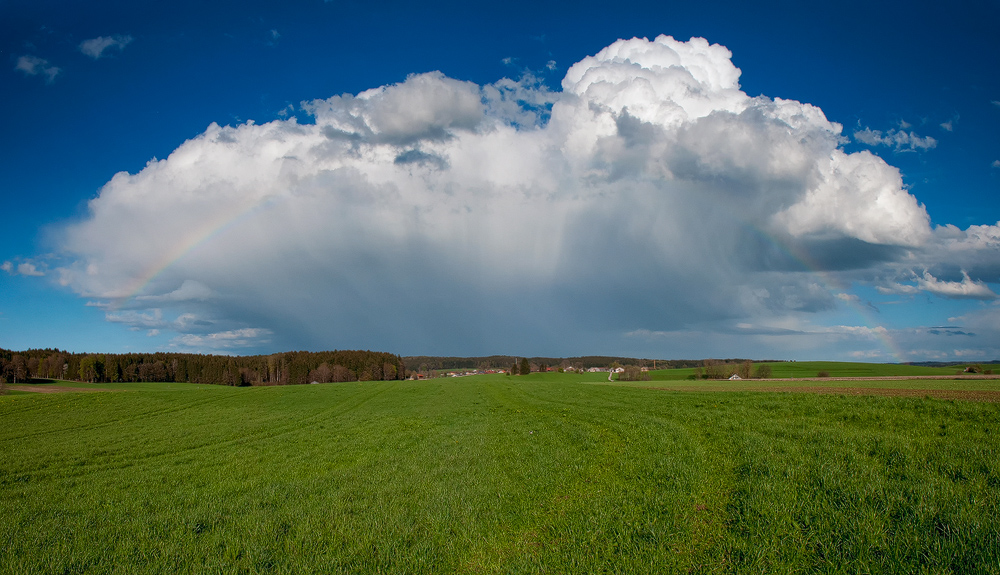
[619,365,650,382]
[817,371,830,378]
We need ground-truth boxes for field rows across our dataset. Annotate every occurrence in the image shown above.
[2,377,999,573]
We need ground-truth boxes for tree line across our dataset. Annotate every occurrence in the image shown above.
[0,348,405,386]
[694,359,772,380]
[405,355,673,373]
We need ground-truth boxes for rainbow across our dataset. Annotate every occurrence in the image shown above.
[744,224,907,362]
[108,191,908,363]
[109,196,280,311]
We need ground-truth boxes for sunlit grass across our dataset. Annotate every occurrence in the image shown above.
[2,377,998,573]
[644,361,974,381]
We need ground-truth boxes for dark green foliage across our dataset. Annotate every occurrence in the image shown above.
[0,347,405,386]
[519,357,531,375]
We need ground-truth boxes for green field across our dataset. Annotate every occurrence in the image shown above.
[2,375,999,573]
[640,361,979,381]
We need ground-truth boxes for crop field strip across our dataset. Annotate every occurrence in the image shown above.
[2,384,403,486]
[2,375,999,573]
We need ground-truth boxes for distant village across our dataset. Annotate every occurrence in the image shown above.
[413,365,646,379]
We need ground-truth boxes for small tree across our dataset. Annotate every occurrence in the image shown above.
[619,365,650,382]
[79,356,97,383]
[519,358,531,376]
[754,364,772,379]
[704,360,729,380]
[11,355,28,384]
[738,360,753,380]
[332,364,353,382]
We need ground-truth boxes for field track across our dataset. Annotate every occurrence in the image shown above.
[638,375,1000,402]
[759,375,1000,381]
[651,385,1000,402]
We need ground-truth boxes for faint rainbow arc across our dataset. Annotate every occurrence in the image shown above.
[109,197,279,311]
[743,224,906,363]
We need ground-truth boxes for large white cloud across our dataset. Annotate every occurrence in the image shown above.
[52,35,999,356]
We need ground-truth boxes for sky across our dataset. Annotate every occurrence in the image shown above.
[2,0,999,362]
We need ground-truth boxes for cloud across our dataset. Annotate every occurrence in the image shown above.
[912,222,1000,283]
[15,55,60,83]
[48,35,997,355]
[17,263,45,277]
[2,260,45,276]
[853,127,937,151]
[105,308,166,329]
[940,120,953,132]
[135,279,213,303]
[992,160,1000,169]
[79,35,133,59]
[173,328,273,350]
[916,270,997,300]
[302,71,485,145]
[877,283,920,295]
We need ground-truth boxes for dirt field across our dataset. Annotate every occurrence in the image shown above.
[730,386,1000,402]
[653,375,1000,402]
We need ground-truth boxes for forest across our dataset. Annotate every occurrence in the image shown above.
[0,347,405,386]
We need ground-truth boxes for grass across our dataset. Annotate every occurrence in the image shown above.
[643,361,974,381]
[1,375,999,573]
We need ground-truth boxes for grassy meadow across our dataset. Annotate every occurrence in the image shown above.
[2,373,999,573]
[641,361,980,381]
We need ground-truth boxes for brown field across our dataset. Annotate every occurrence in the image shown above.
[666,386,1000,402]
[648,375,1000,402]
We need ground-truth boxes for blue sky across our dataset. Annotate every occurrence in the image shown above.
[2,0,999,361]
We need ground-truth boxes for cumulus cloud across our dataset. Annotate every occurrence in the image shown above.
[17,263,45,277]
[48,35,999,356]
[2,260,45,276]
[79,35,133,59]
[853,127,937,151]
[877,282,920,295]
[15,55,60,83]
[174,328,273,351]
[916,270,997,300]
